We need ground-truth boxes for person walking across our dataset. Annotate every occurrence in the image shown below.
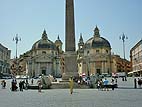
[69,76,74,94]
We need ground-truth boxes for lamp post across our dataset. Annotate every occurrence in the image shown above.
[13,34,21,75]
[87,51,90,79]
[119,33,128,60]
[119,33,128,81]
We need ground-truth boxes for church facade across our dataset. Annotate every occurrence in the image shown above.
[19,30,63,78]
[77,26,112,76]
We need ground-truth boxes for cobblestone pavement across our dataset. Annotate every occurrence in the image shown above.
[0,77,142,107]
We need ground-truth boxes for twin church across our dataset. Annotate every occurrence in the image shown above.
[16,26,114,78]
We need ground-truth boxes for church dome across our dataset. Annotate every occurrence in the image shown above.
[55,35,63,45]
[85,26,111,49]
[32,30,56,50]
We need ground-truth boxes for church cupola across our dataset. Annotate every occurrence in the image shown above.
[78,33,84,50]
[42,29,48,40]
[55,35,63,54]
[79,33,84,43]
[94,26,100,37]
[55,35,63,45]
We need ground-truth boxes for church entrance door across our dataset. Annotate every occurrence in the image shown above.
[42,70,46,75]
[96,69,101,75]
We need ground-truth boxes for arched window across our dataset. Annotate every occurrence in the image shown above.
[96,50,99,53]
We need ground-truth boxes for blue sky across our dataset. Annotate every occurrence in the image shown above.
[0,0,142,60]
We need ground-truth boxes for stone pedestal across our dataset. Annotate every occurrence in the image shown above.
[50,82,89,89]
[62,52,79,80]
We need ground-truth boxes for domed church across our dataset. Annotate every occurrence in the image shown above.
[24,30,63,78]
[77,26,112,76]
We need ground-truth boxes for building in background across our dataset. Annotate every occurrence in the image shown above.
[111,54,131,76]
[0,43,11,74]
[130,39,142,76]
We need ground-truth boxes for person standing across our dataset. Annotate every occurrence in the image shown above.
[103,78,109,91]
[1,80,6,89]
[19,81,23,91]
[138,78,141,88]
[111,79,115,90]
[99,79,103,91]
[37,80,42,92]
[69,76,74,94]
[11,78,17,91]
[134,78,137,89]
[115,78,117,84]
[97,80,100,90]
[31,79,34,85]
[3,80,6,89]
[25,79,29,90]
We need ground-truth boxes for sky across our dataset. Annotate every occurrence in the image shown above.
[0,0,142,60]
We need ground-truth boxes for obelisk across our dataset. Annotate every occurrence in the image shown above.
[62,0,79,80]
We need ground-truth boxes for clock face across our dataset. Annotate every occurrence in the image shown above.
[80,46,83,49]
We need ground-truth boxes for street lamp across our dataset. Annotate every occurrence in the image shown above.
[13,34,21,59]
[119,33,128,60]
[13,34,21,75]
[87,51,90,79]
[119,33,128,81]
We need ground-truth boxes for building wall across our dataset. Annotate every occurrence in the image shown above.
[130,39,142,75]
[111,55,131,74]
[0,43,11,74]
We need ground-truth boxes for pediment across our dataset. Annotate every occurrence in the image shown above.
[34,54,53,62]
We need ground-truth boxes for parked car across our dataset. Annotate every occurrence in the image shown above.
[2,76,12,79]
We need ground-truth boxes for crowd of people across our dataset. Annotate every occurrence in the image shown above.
[77,75,118,91]
[97,78,117,91]
[1,76,142,94]
[11,78,30,91]
[0,78,31,91]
